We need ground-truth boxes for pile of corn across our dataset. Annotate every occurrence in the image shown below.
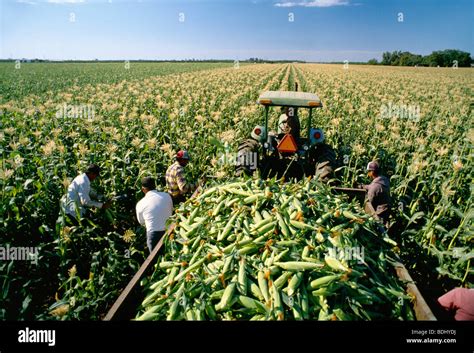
[136,178,414,320]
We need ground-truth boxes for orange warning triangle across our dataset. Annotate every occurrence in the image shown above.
[277,134,298,153]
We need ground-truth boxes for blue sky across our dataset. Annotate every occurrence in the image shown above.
[0,0,472,61]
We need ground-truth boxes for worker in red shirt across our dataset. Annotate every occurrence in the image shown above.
[438,287,474,321]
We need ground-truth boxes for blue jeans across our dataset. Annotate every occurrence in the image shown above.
[147,230,165,252]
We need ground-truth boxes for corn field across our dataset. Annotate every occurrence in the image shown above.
[0,62,472,320]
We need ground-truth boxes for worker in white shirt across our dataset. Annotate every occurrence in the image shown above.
[60,164,112,225]
[136,177,173,252]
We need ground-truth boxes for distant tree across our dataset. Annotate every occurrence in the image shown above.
[382,50,402,65]
[422,53,436,67]
[367,58,378,65]
[424,49,472,67]
[381,51,392,65]
[380,49,471,67]
[249,58,265,63]
[398,52,423,66]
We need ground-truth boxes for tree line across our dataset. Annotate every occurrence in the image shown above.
[368,49,472,67]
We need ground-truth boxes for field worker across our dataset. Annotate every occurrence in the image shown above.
[60,164,112,225]
[136,177,173,252]
[438,287,474,321]
[362,161,391,227]
[278,106,300,138]
[166,150,197,204]
[278,107,290,134]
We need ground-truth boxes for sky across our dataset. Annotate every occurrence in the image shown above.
[0,0,472,61]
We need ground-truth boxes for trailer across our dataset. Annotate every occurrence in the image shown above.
[104,187,436,321]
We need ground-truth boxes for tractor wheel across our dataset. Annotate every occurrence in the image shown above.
[235,139,259,177]
[314,144,336,181]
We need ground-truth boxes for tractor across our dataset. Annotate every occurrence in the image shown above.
[236,87,336,181]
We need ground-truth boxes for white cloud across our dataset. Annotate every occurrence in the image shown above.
[275,0,349,8]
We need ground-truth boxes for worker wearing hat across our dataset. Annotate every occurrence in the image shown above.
[362,161,391,227]
[278,106,301,139]
[165,150,197,205]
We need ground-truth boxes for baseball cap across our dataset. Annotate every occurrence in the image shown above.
[176,150,190,160]
[366,161,380,172]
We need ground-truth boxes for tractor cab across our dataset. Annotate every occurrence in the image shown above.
[236,89,336,181]
[254,90,325,155]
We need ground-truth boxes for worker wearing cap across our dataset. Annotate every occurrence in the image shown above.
[136,177,173,252]
[60,164,112,224]
[165,150,197,204]
[278,106,300,138]
[363,161,391,227]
